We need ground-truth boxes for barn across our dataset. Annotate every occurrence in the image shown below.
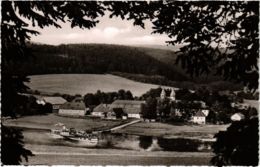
[58,97,87,116]
[110,100,145,119]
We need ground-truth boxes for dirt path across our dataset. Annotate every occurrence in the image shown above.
[110,119,141,131]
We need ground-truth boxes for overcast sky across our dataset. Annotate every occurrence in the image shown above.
[30,13,171,46]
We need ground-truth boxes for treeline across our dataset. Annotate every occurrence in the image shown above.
[83,89,134,108]
[8,43,188,82]
[113,72,242,91]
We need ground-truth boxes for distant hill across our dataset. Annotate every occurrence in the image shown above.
[16,43,188,82]
[7,43,242,91]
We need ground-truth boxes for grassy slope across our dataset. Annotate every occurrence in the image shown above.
[115,122,229,139]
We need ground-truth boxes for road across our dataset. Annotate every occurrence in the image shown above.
[110,119,141,131]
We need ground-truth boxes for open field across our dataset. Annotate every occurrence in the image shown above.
[3,114,125,131]
[26,74,174,97]
[115,122,229,139]
[4,114,229,140]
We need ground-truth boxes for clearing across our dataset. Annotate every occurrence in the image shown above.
[26,74,175,97]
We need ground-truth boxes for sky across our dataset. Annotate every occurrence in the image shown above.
[30,13,172,46]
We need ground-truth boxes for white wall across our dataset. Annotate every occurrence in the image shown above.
[193,116,206,124]
[128,113,141,119]
[59,109,86,116]
[92,112,103,117]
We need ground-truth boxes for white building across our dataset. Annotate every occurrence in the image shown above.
[192,110,206,124]
[231,113,245,121]
[58,97,87,116]
[92,103,110,117]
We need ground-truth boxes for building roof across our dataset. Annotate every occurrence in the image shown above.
[111,100,145,105]
[60,99,85,110]
[93,103,110,113]
[110,100,145,114]
[194,110,206,117]
[43,96,67,105]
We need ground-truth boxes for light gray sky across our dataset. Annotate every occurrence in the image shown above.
[30,13,171,46]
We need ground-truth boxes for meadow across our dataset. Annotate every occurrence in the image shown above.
[115,122,229,139]
[3,114,125,131]
[26,74,174,97]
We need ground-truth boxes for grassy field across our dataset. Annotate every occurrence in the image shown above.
[26,74,174,97]
[3,114,125,131]
[115,122,229,139]
[4,114,229,139]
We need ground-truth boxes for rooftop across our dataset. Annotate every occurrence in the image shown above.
[194,110,206,117]
[43,96,67,105]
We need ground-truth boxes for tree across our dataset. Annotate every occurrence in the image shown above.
[2,1,258,165]
[141,97,157,121]
[211,117,258,166]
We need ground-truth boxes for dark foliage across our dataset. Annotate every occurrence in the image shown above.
[139,136,153,149]
[1,125,34,165]
[211,117,258,166]
[157,138,200,152]
[141,97,157,120]
[2,1,258,165]
[84,89,134,108]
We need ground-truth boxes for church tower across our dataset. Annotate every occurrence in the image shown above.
[170,89,176,101]
[160,89,166,99]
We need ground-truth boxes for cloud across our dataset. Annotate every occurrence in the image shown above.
[30,14,171,45]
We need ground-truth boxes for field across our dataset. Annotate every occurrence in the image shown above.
[4,114,229,140]
[116,122,229,139]
[26,74,174,97]
[3,114,125,131]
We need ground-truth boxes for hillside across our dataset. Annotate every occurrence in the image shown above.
[17,43,188,82]
[7,43,242,91]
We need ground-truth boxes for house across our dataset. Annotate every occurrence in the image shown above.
[58,97,87,116]
[231,113,245,121]
[192,110,206,124]
[41,96,67,112]
[110,100,145,119]
[92,103,110,117]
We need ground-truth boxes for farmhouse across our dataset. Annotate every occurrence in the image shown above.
[41,96,67,112]
[92,103,110,117]
[192,110,206,124]
[58,97,87,116]
[110,100,145,119]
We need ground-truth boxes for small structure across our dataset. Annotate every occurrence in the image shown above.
[160,89,166,99]
[201,109,210,117]
[110,100,145,119]
[42,96,67,112]
[92,103,110,117]
[170,89,176,101]
[58,97,86,116]
[231,113,245,121]
[193,110,206,124]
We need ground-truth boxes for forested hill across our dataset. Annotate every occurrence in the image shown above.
[15,43,189,81]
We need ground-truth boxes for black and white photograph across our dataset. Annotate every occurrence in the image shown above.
[1,1,259,166]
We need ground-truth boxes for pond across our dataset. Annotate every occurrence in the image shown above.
[23,129,212,152]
